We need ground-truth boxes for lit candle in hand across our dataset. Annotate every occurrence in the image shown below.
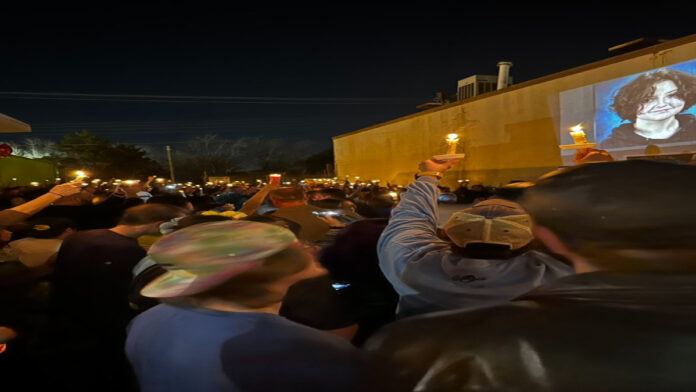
[74,170,88,181]
[569,124,588,145]
[446,133,460,154]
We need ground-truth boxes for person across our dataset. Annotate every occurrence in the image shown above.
[268,187,332,242]
[47,203,188,390]
[280,218,398,345]
[365,160,696,391]
[129,214,234,313]
[600,68,696,149]
[2,217,75,271]
[0,182,82,228]
[126,220,368,391]
[378,157,572,316]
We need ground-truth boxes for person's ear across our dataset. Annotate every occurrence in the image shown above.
[531,225,571,256]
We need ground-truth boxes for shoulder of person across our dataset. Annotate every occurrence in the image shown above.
[219,314,365,388]
[677,113,696,130]
[600,123,636,148]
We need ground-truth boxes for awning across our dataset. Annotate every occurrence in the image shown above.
[0,113,31,133]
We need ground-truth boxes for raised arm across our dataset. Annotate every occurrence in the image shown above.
[377,158,459,293]
[0,182,82,227]
[238,183,279,216]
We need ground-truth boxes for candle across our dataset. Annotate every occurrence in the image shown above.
[269,173,281,185]
[446,133,460,154]
[569,124,588,145]
[74,170,88,181]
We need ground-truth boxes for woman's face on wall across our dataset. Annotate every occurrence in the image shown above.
[636,80,685,121]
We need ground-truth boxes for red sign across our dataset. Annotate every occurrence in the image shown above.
[0,143,12,158]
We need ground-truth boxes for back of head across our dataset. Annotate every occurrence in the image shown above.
[319,218,388,283]
[143,220,312,309]
[186,195,219,212]
[148,194,190,209]
[269,187,306,207]
[318,188,346,200]
[520,160,696,271]
[175,214,231,229]
[119,204,188,226]
[241,214,302,237]
[26,217,77,239]
[309,198,343,210]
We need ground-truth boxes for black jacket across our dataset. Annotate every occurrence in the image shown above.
[365,272,696,391]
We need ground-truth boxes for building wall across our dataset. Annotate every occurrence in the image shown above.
[0,156,57,187]
[333,35,696,188]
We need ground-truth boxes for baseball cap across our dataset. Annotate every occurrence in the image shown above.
[141,220,297,298]
[443,199,533,249]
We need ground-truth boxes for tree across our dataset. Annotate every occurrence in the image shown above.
[17,138,56,159]
[54,130,112,173]
[53,130,163,178]
[102,144,163,178]
[304,148,334,175]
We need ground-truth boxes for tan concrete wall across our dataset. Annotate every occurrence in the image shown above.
[334,36,696,188]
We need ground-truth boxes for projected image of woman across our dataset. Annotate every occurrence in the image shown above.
[600,68,696,149]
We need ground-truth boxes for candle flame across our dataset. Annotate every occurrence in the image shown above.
[446,133,460,142]
[570,124,584,133]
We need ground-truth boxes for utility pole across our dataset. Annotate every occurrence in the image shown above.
[165,145,176,182]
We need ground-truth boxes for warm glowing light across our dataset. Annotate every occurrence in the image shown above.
[156,178,165,183]
[11,178,17,181]
[91,179,101,183]
[124,180,137,185]
[445,133,460,154]
[457,180,464,183]
[388,191,398,198]
[29,181,39,186]
[569,124,588,144]
[73,170,89,181]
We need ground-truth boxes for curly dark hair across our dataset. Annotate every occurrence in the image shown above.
[611,68,696,121]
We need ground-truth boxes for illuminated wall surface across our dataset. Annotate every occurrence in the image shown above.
[0,156,57,187]
[334,35,696,187]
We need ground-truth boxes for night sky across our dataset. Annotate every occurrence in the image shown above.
[1,3,693,152]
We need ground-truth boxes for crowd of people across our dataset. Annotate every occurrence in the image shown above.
[1,148,695,391]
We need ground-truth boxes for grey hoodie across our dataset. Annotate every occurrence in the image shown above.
[377,176,572,316]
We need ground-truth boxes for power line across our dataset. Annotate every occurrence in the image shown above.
[0,91,421,105]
